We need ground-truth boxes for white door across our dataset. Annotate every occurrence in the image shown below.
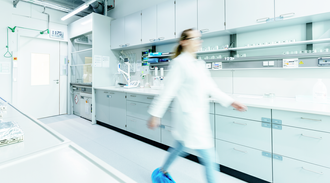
[198,0,225,34]
[176,0,198,37]
[18,37,60,118]
[142,6,157,44]
[110,17,125,49]
[275,0,330,20]
[125,11,142,47]
[157,0,175,41]
[226,0,274,30]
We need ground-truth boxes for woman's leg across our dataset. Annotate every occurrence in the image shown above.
[161,141,186,172]
[196,148,219,183]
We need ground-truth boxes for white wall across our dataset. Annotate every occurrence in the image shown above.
[107,0,169,19]
[0,0,80,112]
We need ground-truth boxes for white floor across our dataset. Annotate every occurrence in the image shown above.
[40,115,246,183]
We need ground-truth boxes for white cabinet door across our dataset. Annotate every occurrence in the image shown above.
[95,90,110,124]
[110,17,125,49]
[157,0,176,41]
[275,0,330,20]
[109,92,127,130]
[226,0,274,30]
[198,0,225,34]
[142,6,157,44]
[125,11,142,47]
[176,0,198,37]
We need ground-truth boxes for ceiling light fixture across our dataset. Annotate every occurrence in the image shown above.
[61,0,97,21]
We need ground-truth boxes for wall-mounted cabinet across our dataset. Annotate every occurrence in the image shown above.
[275,0,330,20]
[176,0,198,37]
[198,0,225,34]
[226,0,274,30]
[157,0,176,41]
[110,17,125,49]
[124,11,142,47]
[142,6,157,44]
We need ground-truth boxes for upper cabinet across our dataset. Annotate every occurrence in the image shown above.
[176,0,198,37]
[198,0,225,34]
[157,0,176,41]
[275,0,330,20]
[124,11,142,47]
[110,17,125,49]
[142,6,157,44]
[226,0,274,30]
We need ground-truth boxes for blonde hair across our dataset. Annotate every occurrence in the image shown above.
[172,28,194,59]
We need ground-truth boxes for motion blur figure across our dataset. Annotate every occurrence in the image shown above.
[148,28,247,183]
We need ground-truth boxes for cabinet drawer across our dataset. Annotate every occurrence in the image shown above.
[272,110,330,132]
[127,116,160,142]
[215,115,271,151]
[216,140,272,182]
[215,104,271,122]
[274,156,330,183]
[273,125,330,168]
[127,94,155,104]
[126,101,150,120]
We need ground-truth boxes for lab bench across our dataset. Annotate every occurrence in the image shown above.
[94,86,330,183]
[0,97,136,183]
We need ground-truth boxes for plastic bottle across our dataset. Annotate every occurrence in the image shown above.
[313,79,328,103]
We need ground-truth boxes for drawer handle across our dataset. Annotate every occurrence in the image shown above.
[301,167,323,175]
[301,134,322,140]
[233,148,246,153]
[280,12,295,18]
[130,103,136,106]
[147,97,154,99]
[256,17,269,23]
[130,95,136,97]
[158,37,165,41]
[104,92,109,93]
[233,122,247,126]
[301,117,322,121]
[110,92,115,94]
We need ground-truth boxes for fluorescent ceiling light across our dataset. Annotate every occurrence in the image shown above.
[81,19,93,25]
[21,0,72,12]
[61,0,97,21]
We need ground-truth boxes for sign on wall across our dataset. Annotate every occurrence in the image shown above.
[49,30,64,39]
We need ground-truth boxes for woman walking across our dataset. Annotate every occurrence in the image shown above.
[148,28,247,183]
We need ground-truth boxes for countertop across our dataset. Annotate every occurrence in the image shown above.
[94,86,330,116]
[0,98,136,183]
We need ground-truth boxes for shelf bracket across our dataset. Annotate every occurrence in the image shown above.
[230,34,237,57]
[13,0,20,8]
[306,22,313,51]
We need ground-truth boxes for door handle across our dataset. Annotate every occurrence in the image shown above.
[54,79,59,81]
[280,12,295,18]
[301,167,323,175]
[300,117,322,121]
[256,17,270,23]
[158,37,165,41]
[200,29,209,34]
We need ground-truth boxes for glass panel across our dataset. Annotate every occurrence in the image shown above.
[31,53,50,86]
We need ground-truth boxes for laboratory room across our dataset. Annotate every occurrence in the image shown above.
[1,0,330,183]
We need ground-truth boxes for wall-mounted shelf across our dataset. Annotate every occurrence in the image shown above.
[210,67,330,71]
[204,52,330,62]
[71,48,93,54]
[149,62,171,66]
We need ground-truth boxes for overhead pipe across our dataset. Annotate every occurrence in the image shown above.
[83,0,104,14]
[42,7,50,33]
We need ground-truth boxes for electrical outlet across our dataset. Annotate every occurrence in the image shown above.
[269,61,275,66]
[263,61,269,67]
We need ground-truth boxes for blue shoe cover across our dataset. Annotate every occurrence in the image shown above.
[151,168,176,183]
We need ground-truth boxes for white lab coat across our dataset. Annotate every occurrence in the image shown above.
[148,52,234,149]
